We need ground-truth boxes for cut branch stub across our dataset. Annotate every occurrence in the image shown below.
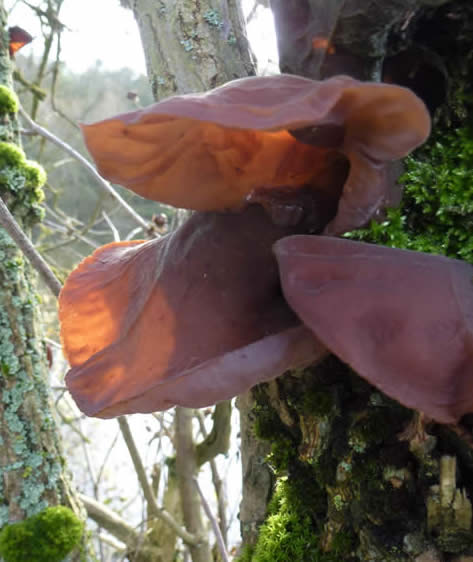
[59,207,324,418]
[274,235,473,423]
[81,74,430,235]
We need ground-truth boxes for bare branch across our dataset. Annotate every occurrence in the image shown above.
[196,408,229,546]
[193,478,230,562]
[18,106,152,233]
[97,533,126,554]
[102,211,120,242]
[0,195,62,297]
[79,493,138,545]
[246,0,269,24]
[196,401,231,467]
[117,416,201,547]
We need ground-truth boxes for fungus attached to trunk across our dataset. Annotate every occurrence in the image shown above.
[274,236,473,423]
[60,74,433,418]
[81,74,430,235]
[60,207,324,418]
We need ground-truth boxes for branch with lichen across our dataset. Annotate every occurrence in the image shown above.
[0,186,216,553]
[12,69,47,102]
[0,195,62,296]
[18,106,152,233]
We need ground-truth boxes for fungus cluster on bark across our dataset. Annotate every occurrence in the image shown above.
[58,73,472,424]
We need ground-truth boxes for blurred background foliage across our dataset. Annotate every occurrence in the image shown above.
[15,53,169,274]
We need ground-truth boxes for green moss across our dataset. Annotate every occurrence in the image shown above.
[246,477,355,562]
[0,142,25,168]
[250,478,322,561]
[436,529,473,553]
[23,160,46,188]
[301,389,336,418]
[0,149,47,226]
[0,86,19,114]
[347,126,473,263]
[252,397,297,472]
[236,544,255,562]
[0,506,84,562]
[266,436,294,472]
[330,530,356,556]
[348,409,395,454]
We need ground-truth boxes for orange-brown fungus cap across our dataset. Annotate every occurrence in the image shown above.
[8,26,33,56]
[59,207,324,418]
[275,236,473,423]
[82,74,430,234]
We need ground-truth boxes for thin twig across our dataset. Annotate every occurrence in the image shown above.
[193,477,230,562]
[79,492,138,546]
[117,416,201,547]
[95,429,121,493]
[18,106,151,233]
[196,409,228,546]
[0,196,62,297]
[97,533,126,554]
[43,217,100,249]
[102,211,120,242]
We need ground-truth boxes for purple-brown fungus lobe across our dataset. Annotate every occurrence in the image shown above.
[60,74,431,418]
[60,207,324,418]
[275,236,473,423]
[81,74,430,235]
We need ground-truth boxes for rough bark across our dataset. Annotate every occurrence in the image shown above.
[0,2,85,560]
[239,1,473,561]
[129,0,254,98]
[237,392,273,548]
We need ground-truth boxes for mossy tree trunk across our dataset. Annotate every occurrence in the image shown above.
[0,3,85,561]
[132,1,473,560]
[239,1,473,561]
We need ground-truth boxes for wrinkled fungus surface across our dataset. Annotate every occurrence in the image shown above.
[60,207,324,417]
[275,236,473,423]
[82,74,430,235]
[60,74,435,419]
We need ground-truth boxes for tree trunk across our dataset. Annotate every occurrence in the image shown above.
[128,2,255,560]
[130,0,254,98]
[0,3,85,561]
[238,1,473,561]
[132,1,473,560]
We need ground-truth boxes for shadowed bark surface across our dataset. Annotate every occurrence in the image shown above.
[238,1,473,560]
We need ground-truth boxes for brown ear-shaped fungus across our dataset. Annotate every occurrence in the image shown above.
[8,26,33,57]
[82,74,430,234]
[59,207,324,418]
[274,236,473,423]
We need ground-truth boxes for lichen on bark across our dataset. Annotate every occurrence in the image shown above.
[129,0,254,99]
[0,4,85,559]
